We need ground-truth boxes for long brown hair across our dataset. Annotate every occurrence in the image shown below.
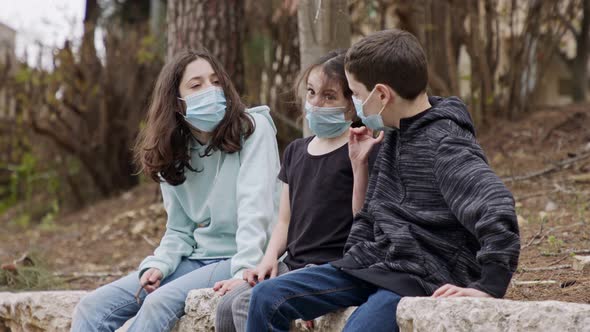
[134,49,254,185]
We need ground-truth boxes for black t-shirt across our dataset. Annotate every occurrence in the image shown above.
[278,136,378,270]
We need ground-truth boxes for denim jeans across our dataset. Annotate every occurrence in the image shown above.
[71,258,231,332]
[246,263,402,332]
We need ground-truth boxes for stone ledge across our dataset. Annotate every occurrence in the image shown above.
[0,291,87,332]
[396,297,590,332]
[1,290,589,331]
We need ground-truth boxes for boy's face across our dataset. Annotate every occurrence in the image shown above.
[345,70,386,117]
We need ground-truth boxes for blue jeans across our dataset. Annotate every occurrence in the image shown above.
[246,264,402,332]
[71,258,231,332]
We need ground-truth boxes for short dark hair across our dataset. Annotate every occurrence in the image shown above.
[345,29,428,100]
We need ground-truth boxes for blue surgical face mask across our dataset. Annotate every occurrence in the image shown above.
[305,101,352,138]
[352,88,386,131]
[179,87,226,132]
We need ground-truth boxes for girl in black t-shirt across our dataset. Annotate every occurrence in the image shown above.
[214,49,381,332]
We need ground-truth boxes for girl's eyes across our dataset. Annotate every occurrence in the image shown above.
[212,80,220,85]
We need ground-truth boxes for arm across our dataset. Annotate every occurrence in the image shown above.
[349,127,384,215]
[433,134,520,298]
[241,184,291,286]
[261,184,291,262]
[351,162,370,215]
[232,113,281,279]
[138,183,197,280]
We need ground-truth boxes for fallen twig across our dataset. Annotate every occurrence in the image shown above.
[519,264,571,272]
[512,280,557,286]
[522,223,545,250]
[515,191,553,201]
[541,249,590,257]
[548,255,571,266]
[503,152,590,183]
[53,271,126,278]
[548,222,586,233]
[141,234,158,247]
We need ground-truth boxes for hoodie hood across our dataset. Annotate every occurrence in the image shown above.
[400,96,475,137]
[247,105,277,134]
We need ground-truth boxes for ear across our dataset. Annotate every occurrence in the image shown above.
[344,100,356,120]
[374,84,395,107]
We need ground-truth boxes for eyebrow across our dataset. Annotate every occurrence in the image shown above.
[185,73,219,85]
[185,73,218,85]
[307,83,338,94]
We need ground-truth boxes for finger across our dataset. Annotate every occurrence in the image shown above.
[375,130,385,143]
[270,266,278,279]
[350,126,365,134]
[358,126,369,134]
[448,291,466,298]
[247,272,258,286]
[218,283,230,296]
[213,281,223,291]
[435,285,456,298]
[145,280,160,293]
[438,287,460,298]
[432,284,452,297]
[148,272,160,283]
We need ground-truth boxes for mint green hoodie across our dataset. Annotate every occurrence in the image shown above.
[139,106,281,279]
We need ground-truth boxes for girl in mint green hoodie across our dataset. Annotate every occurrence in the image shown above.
[71,49,280,332]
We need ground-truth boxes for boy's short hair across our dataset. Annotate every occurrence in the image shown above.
[345,29,428,100]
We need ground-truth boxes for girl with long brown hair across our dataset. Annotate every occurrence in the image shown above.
[71,48,280,332]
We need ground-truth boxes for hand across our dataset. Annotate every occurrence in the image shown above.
[243,258,279,286]
[348,127,384,166]
[140,268,163,294]
[431,284,492,298]
[213,278,247,296]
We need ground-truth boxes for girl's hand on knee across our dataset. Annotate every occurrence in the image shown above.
[140,268,163,294]
[244,259,278,286]
[213,279,246,296]
[431,284,492,298]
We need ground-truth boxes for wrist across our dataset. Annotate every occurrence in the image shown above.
[351,159,369,170]
[262,251,278,262]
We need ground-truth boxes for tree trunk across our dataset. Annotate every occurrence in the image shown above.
[297,0,350,137]
[571,0,590,102]
[167,0,246,94]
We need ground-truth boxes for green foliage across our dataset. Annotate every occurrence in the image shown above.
[137,34,159,64]
[0,253,65,291]
[545,235,565,254]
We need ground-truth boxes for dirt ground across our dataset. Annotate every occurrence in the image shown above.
[1,104,589,304]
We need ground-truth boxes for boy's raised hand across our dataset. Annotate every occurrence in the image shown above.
[431,284,492,298]
[348,127,384,166]
[243,258,279,286]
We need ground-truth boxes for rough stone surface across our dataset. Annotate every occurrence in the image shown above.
[3,290,590,331]
[572,255,590,271]
[171,289,358,332]
[0,291,87,332]
[396,297,590,332]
